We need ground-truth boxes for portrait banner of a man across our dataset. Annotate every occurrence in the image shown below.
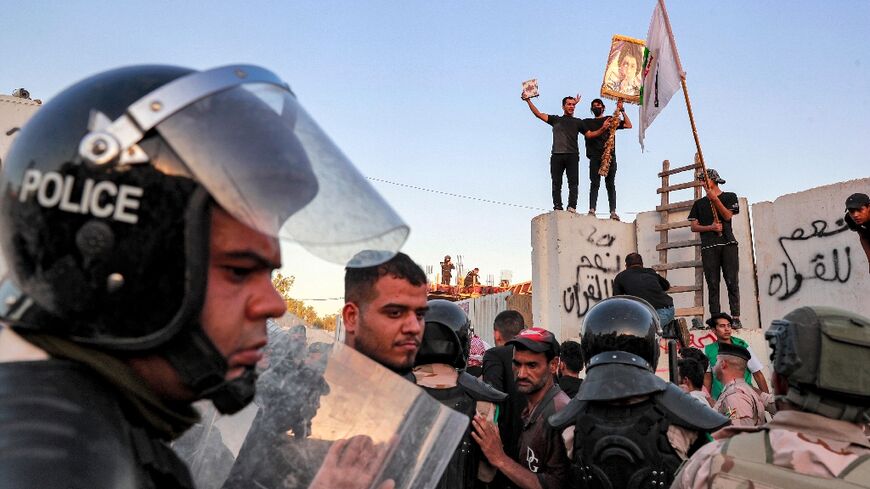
[600,34,646,104]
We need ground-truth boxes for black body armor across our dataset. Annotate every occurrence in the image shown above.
[550,351,728,489]
[570,396,694,489]
[421,371,506,489]
[0,360,193,489]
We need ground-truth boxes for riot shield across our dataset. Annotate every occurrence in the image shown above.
[174,325,467,489]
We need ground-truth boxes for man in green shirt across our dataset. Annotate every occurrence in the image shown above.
[702,313,770,400]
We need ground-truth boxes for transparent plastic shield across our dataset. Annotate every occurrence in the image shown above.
[155,83,408,267]
[174,332,467,489]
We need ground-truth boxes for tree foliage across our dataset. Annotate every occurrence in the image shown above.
[272,272,338,332]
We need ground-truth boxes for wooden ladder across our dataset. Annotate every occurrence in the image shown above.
[652,156,704,321]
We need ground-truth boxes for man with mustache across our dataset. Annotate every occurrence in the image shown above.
[473,328,570,489]
[343,252,429,379]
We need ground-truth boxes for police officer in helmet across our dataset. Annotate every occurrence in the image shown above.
[413,299,506,489]
[0,64,408,488]
[673,307,870,488]
[549,296,728,489]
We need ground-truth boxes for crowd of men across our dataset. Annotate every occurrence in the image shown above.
[336,253,870,489]
[336,254,870,489]
[0,64,867,489]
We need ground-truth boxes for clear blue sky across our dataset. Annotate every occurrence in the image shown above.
[3,1,868,315]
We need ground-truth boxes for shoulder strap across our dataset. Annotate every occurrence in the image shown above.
[722,430,771,463]
[840,454,870,484]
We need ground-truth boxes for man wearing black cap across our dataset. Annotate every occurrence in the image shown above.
[713,342,766,427]
[844,192,870,273]
[689,168,743,328]
[472,328,570,489]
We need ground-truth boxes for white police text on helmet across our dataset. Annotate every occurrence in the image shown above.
[18,169,143,224]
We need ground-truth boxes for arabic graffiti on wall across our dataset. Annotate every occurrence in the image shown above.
[654,331,718,373]
[767,219,851,301]
[657,330,717,353]
[563,226,621,318]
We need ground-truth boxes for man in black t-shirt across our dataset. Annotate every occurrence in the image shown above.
[613,252,675,327]
[844,192,870,274]
[583,98,631,220]
[688,169,742,328]
[524,95,587,212]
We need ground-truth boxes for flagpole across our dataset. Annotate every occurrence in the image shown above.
[659,0,720,228]
[679,78,707,178]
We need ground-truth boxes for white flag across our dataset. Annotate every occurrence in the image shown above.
[639,0,685,150]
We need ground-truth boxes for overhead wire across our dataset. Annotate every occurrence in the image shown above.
[366,176,640,214]
[366,177,549,211]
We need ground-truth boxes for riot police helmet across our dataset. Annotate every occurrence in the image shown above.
[420,299,471,368]
[766,306,870,422]
[580,295,661,369]
[0,64,409,413]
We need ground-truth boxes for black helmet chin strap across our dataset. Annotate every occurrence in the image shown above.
[162,324,257,414]
[159,188,258,415]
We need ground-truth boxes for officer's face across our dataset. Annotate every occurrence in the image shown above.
[513,348,556,395]
[343,275,428,371]
[201,207,286,381]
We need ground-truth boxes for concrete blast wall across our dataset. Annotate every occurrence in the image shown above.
[0,95,40,161]
[531,212,636,341]
[636,198,761,329]
[531,202,760,341]
[455,291,512,346]
[752,178,870,327]
[0,96,40,279]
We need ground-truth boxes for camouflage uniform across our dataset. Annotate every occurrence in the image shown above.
[441,260,455,285]
[672,306,870,488]
[713,378,766,427]
[671,410,870,488]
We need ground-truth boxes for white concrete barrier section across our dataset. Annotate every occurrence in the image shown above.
[455,291,511,346]
[636,198,760,329]
[531,211,636,341]
[0,95,40,161]
[0,96,40,279]
[752,177,870,328]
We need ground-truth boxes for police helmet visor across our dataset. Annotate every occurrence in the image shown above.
[151,80,407,267]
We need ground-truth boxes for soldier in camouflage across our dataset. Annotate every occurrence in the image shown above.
[671,306,870,488]
[712,342,766,427]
